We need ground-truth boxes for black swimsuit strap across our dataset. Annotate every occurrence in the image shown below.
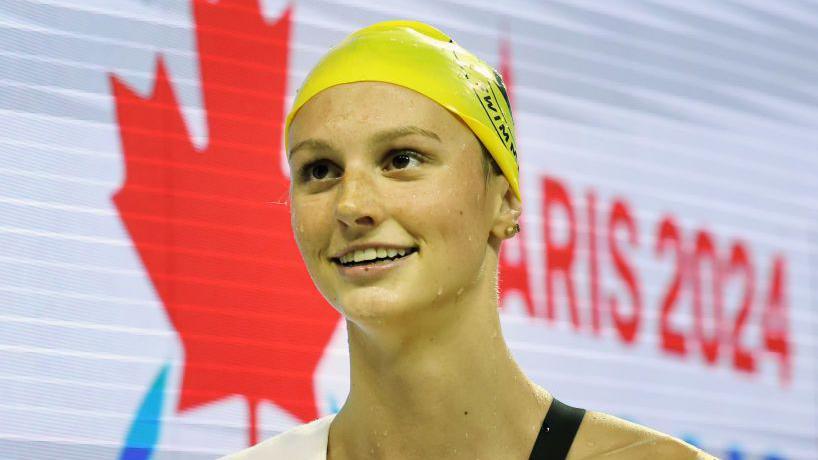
[529,397,586,460]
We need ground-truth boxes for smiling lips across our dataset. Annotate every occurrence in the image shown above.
[333,247,418,280]
[333,247,419,267]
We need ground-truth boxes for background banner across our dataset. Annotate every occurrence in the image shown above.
[1,1,816,458]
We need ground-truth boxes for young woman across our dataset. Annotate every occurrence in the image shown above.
[222,20,717,460]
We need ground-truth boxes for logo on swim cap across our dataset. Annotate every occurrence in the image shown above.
[491,69,514,124]
[449,48,519,166]
[474,81,519,163]
[473,71,518,163]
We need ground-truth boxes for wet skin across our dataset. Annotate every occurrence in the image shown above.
[287,81,518,329]
[287,81,549,460]
[285,82,716,460]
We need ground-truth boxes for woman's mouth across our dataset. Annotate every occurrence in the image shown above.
[333,247,418,268]
[332,247,419,280]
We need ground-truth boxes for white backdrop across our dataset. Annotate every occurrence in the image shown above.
[1,0,816,459]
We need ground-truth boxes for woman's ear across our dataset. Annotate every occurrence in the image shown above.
[489,176,522,241]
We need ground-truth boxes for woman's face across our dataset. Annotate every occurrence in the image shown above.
[287,82,510,322]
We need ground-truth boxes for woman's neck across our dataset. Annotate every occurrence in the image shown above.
[327,280,552,460]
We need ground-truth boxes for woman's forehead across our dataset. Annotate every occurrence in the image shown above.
[288,82,470,143]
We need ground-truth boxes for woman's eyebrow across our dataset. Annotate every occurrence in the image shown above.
[288,139,338,160]
[370,126,441,146]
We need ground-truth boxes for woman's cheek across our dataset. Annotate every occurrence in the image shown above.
[291,200,326,267]
[290,203,308,251]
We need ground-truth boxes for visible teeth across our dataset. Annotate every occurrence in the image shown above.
[339,247,413,264]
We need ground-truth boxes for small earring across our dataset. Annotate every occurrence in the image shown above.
[505,224,520,237]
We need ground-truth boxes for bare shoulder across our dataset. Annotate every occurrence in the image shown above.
[566,410,719,460]
[218,414,335,460]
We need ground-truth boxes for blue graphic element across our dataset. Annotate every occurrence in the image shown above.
[681,434,701,448]
[119,364,169,460]
[327,394,342,414]
[763,453,785,460]
[726,445,744,460]
[721,443,788,460]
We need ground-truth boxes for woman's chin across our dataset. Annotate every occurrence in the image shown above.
[333,288,419,322]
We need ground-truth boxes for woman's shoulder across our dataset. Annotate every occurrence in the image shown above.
[218,413,336,460]
[567,410,718,460]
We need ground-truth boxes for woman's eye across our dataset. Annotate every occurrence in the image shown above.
[386,150,423,170]
[300,160,340,182]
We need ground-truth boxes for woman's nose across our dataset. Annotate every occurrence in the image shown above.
[334,171,382,231]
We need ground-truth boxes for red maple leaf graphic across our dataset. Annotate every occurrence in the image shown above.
[109,0,339,446]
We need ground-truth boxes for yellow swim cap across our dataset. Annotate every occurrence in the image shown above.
[284,20,521,201]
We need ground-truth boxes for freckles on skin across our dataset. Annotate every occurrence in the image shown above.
[290,192,337,303]
[423,171,488,286]
[286,81,501,319]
